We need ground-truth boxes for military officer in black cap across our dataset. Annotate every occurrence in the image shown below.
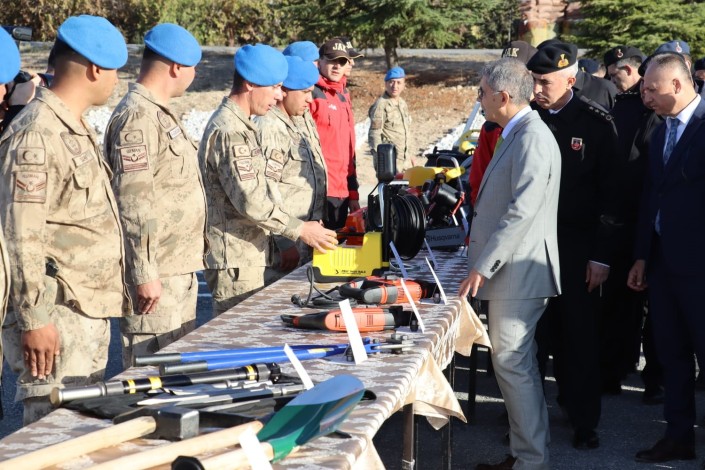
[538,39,618,110]
[600,45,664,403]
[528,42,624,451]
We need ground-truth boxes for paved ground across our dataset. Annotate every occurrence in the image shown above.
[1,279,704,469]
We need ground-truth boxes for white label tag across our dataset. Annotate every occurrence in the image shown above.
[423,238,439,270]
[339,299,368,364]
[389,241,409,278]
[425,257,447,305]
[240,426,273,470]
[283,344,314,390]
[400,278,425,333]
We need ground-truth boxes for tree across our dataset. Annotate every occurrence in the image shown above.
[564,0,705,58]
[287,0,478,69]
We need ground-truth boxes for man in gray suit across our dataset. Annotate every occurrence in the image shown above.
[459,58,562,470]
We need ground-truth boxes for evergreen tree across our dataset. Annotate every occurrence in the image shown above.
[565,0,705,58]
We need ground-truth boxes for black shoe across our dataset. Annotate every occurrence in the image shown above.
[573,428,599,450]
[601,379,622,395]
[476,455,516,470]
[635,438,695,463]
[642,385,664,405]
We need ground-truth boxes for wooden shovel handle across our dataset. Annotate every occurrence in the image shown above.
[192,443,275,470]
[90,421,264,470]
[0,416,157,470]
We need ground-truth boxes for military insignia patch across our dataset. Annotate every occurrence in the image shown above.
[235,158,256,181]
[265,159,284,181]
[157,111,172,128]
[557,54,569,68]
[14,171,48,203]
[571,137,583,151]
[168,126,182,140]
[233,143,250,158]
[616,48,624,58]
[16,147,45,165]
[60,132,81,156]
[269,149,286,164]
[73,151,93,167]
[121,129,144,145]
[120,145,149,172]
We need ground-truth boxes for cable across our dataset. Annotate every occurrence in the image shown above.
[290,266,358,308]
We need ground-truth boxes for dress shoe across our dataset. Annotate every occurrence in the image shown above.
[476,455,516,470]
[642,385,664,405]
[635,438,695,463]
[572,428,599,450]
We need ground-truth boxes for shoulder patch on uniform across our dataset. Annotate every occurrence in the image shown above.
[16,147,45,165]
[73,151,93,168]
[120,145,149,172]
[157,111,172,128]
[120,129,144,145]
[251,148,263,159]
[14,171,48,203]
[60,132,81,156]
[269,148,285,164]
[265,159,284,181]
[233,143,250,159]
[168,126,182,140]
[235,157,256,181]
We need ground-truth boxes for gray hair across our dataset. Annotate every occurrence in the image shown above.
[480,58,533,105]
[646,52,693,83]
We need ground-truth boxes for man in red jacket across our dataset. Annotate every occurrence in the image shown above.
[310,38,360,229]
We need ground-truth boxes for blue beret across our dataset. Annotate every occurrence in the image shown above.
[145,23,201,67]
[57,15,127,69]
[385,67,405,81]
[234,44,288,87]
[283,41,319,62]
[0,28,20,83]
[283,56,319,90]
[655,40,691,56]
[578,58,600,74]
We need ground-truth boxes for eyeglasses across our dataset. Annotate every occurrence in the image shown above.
[324,57,349,66]
[477,87,514,101]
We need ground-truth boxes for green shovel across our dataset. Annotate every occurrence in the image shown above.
[171,374,366,469]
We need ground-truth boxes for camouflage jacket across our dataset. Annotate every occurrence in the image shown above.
[198,97,302,269]
[368,93,412,162]
[258,106,327,254]
[105,83,207,285]
[0,88,130,331]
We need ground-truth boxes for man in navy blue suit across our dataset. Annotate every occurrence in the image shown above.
[628,52,705,464]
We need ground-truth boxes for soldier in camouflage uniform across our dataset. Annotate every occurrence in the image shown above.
[0,27,20,416]
[368,67,414,172]
[104,24,207,368]
[258,56,327,282]
[199,45,337,316]
[0,15,130,424]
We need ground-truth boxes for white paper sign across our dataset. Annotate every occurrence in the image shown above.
[423,238,439,270]
[339,299,368,364]
[400,278,425,333]
[240,426,273,470]
[389,241,409,278]
[283,344,314,390]
[425,257,448,305]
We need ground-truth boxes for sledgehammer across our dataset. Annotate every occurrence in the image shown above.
[0,406,200,470]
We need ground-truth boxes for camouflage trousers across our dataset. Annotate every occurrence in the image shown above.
[204,266,265,317]
[2,303,110,425]
[121,272,198,369]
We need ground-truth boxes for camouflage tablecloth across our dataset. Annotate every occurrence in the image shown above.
[0,249,476,469]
